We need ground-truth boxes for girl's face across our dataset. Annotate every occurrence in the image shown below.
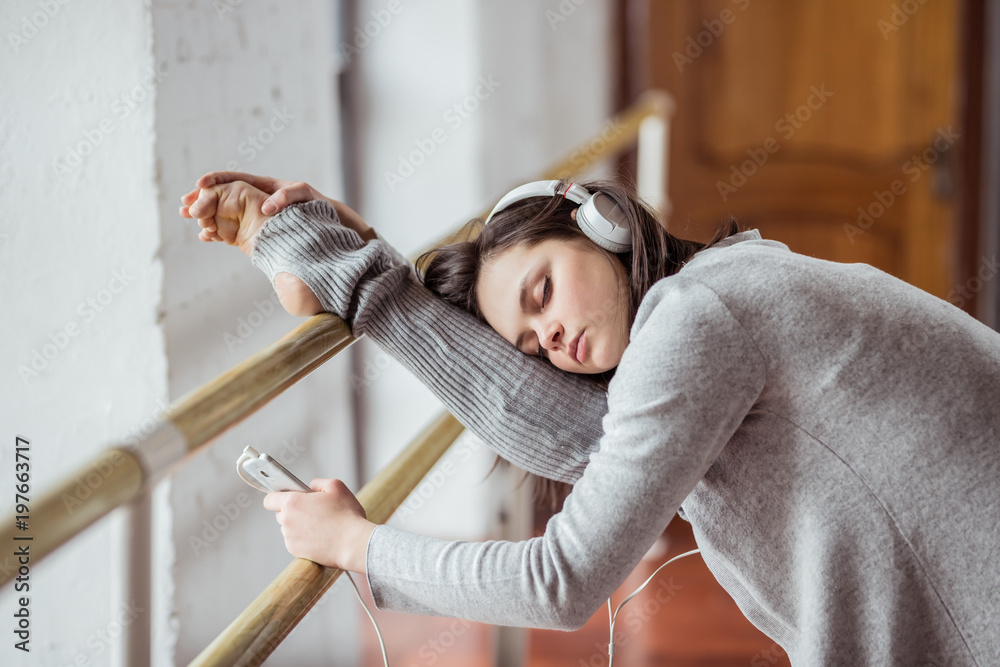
[477,236,631,374]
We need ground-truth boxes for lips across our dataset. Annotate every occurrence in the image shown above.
[569,330,585,363]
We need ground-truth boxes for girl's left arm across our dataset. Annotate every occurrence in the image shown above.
[364,277,767,630]
[250,200,607,484]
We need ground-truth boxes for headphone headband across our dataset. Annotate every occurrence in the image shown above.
[483,180,632,253]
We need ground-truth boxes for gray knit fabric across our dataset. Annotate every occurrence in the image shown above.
[252,200,1000,666]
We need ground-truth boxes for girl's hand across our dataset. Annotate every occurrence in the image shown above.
[179,180,272,257]
[262,479,376,573]
[183,171,377,243]
[180,179,323,316]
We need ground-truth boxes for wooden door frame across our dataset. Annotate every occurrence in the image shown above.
[957,0,993,323]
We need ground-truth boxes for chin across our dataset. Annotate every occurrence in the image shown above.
[577,360,616,375]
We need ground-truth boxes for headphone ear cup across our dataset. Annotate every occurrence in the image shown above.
[576,193,632,253]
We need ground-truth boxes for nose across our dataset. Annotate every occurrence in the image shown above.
[538,320,564,352]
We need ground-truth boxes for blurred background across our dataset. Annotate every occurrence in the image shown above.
[0,0,996,665]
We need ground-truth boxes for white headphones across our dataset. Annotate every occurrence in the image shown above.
[484,180,632,253]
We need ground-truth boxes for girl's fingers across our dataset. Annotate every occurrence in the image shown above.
[197,171,284,195]
[188,189,221,236]
[188,187,219,219]
[196,171,234,188]
[180,188,199,206]
[181,206,219,230]
[263,492,283,512]
[262,183,318,215]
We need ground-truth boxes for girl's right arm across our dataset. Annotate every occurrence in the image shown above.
[250,199,608,484]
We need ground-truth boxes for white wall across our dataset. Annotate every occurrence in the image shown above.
[0,1,164,665]
[1,0,362,664]
[150,1,358,664]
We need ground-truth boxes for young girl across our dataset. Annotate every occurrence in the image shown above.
[181,172,1000,665]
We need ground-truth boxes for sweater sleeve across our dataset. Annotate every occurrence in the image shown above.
[363,277,767,630]
[249,200,607,483]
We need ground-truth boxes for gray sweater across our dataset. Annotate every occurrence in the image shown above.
[251,201,1000,666]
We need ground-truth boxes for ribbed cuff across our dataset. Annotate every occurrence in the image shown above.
[250,200,398,324]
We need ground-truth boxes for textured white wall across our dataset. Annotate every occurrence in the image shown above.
[1,0,361,664]
[0,1,164,665]
[150,1,358,664]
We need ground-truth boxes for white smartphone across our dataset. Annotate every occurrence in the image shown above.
[236,445,312,493]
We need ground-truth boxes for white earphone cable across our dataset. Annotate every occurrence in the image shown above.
[606,547,701,666]
[346,572,389,667]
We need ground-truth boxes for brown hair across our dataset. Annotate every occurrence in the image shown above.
[416,179,740,510]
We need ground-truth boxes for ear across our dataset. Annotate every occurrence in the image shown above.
[570,208,578,221]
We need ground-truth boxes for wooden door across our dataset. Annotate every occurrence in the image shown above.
[640,0,962,299]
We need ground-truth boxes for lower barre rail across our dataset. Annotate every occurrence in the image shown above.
[0,314,356,588]
[189,411,466,667]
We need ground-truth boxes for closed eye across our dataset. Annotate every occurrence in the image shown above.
[535,275,551,359]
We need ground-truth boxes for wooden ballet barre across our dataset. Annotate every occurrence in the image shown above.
[188,411,465,667]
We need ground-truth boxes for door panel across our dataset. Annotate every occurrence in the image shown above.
[645,0,960,297]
